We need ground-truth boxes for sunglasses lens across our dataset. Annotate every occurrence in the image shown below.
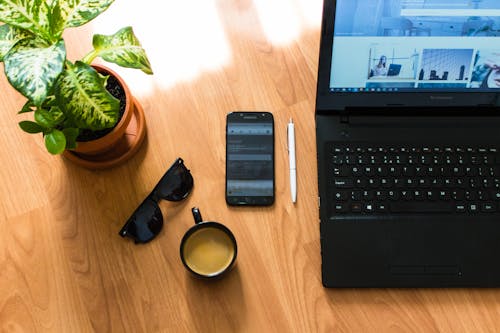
[156,159,194,201]
[119,198,163,243]
[119,158,193,244]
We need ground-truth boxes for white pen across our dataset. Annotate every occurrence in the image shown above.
[287,118,297,203]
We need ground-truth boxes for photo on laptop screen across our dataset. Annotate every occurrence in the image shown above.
[330,0,500,92]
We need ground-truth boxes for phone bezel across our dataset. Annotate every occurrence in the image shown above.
[225,111,275,206]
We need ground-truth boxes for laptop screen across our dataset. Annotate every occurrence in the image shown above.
[330,0,500,93]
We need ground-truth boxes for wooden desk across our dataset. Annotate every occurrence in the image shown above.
[1,1,500,332]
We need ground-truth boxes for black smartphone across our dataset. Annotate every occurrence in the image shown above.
[226,112,275,206]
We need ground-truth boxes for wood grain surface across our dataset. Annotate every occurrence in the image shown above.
[2,1,500,332]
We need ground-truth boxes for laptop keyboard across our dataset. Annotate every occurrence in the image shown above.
[328,143,500,214]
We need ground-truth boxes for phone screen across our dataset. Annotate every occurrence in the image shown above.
[226,112,274,206]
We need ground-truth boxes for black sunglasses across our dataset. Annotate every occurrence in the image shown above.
[119,158,194,243]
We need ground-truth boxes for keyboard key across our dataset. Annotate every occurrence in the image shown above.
[351,203,362,212]
[333,166,351,176]
[332,155,344,164]
[364,166,375,176]
[388,190,399,201]
[388,166,401,176]
[401,190,413,200]
[455,203,466,212]
[413,190,425,200]
[402,166,415,176]
[390,202,453,213]
[334,191,349,201]
[381,178,392,188]
[376,203,388,212]
[334,179,353,188]
[439,190,450,200]
[481,203,497,212]
[334,203,348,212]
[426,190,437,201]
[355,178,367,187]
[351,190,362,201]
[452,190,465,200]
[468,203,479,213]
[375,190,387,200]
[352,167,362,176]
[363,190,375,200]
[364,203,375,212]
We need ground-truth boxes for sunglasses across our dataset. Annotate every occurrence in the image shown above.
[119,158,194,243]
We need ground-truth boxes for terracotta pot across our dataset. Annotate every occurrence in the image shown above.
[62,64,146,169]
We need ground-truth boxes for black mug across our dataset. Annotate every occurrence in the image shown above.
[180,207,237,278]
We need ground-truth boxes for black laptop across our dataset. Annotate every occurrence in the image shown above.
[316,0,500,287]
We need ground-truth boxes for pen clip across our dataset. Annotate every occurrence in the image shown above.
[286,125,289,152]
[286,118,293,152]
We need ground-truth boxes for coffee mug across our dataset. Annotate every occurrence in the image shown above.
[180,207,237,278]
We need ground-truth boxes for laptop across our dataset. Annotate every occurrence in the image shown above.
[387,64,401,77]
[315,0,500,287]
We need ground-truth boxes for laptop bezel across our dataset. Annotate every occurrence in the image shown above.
[316,0,500,113]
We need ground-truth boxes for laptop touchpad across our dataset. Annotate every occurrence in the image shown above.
[389,216,464,276]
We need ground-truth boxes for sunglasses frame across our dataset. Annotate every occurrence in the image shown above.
[119,157,193,243]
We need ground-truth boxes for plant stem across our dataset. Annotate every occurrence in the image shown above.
[82,50,99,64]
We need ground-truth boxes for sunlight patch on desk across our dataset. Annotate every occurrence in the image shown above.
[295,0,323,28]
[89,0,231,95]
[253,0,301,45]
[252,0,322,45]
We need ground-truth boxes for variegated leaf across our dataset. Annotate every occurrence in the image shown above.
[0,24,32,61]
[55,61,120,131]
[92,26,153,74]
[53,0,114,31]
[0,0,53,41]
[4,39,66,106]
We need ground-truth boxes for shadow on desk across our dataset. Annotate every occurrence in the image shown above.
[323,287,500,311]
[185,266,245,332]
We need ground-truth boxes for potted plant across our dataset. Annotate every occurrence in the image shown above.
[0,0,153,168]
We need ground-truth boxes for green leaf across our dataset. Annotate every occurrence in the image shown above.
[62,127,79,149]
[3,39,66,106]
[34,107,63,127]
[55,61,120,131]
[19,120,44,133]
[91,26,153,74]
[44,129,66,154]
[18,100,35,114]
[55,0,114,30]
[0,0,53,41]
[0,24,32,61]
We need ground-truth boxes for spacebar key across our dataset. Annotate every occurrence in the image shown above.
[389,202,453,213]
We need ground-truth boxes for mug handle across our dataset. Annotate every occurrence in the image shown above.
[191,207,203,224]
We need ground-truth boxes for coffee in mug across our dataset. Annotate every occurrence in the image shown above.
[180,208,237,278]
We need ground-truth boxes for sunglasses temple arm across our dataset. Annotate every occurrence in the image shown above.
[119,218,132,237]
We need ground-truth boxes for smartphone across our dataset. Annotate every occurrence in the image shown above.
[226,112,275,206]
